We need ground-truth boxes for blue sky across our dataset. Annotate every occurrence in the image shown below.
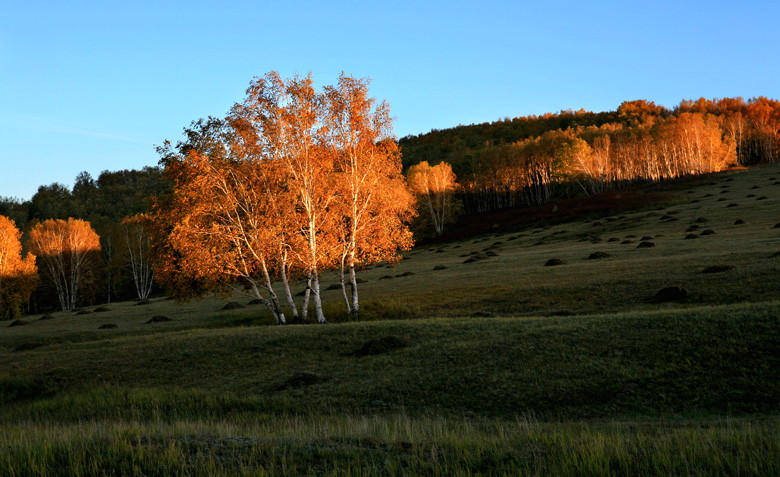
[1,0,779,200]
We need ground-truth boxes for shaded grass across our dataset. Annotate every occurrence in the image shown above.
[2,302,778,422]
[1,416,777,476]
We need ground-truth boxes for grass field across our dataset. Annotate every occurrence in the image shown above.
[1,164,779,475]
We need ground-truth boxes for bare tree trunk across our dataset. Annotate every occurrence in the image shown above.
[349,261,359,317]
[301,273,312,322]
[279,259,299,322]
[339,255,352,315]
[311,270,326,323]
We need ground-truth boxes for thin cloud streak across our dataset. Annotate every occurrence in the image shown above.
[4,115,150,144]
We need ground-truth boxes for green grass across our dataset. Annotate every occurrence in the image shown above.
[2,416,777,476]
[2,164,779,474]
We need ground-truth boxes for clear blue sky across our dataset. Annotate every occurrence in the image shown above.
[1,0,778,200]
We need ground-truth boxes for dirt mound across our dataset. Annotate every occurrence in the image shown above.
[471,311,496,317]
[221,302,244,310]
[325,284,342,290]
[544,258,566,266]
[93,306,111,313]
[38,315,53,321]
[654,286,688,303]
[98,323,118,329]
[734,219,746,225]
[75,310,91,315]
[13,342,44,352]
[636,241,655,248]
[684,234,699,240]
[433,265,448,271]
[699,229,716,236]
[396,271,415,277]
[702,265,734,274]
[277,372,330,390]
[588,251,610,259]
[352,336,409,357]
[773,223,780,229]
[247,299,264,305]
[136,299,151,306]
[8,320,29,327]
[146,315,172,324]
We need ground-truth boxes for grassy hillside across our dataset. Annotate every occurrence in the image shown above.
[1,164,779,474]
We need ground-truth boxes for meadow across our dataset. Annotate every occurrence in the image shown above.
[1,164,778,475]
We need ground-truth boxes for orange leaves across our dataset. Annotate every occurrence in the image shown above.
[28,218,101,311]
[0,216,38,319]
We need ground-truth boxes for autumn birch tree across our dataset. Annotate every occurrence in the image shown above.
[407,161,459,235]
[28,218,101,312]
[324,74,415,316]
[0,216,38,319]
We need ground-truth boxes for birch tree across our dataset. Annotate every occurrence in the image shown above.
[407,161,458,235]
[122,213,154,300]
[0,216,38,319]
[324,75,415,316]
[28,218,101,312]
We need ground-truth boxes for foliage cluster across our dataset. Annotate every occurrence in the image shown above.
[152,72,415,323]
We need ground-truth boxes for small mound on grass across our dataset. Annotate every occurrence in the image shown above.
[485,251,499,257]
[757,196,768,200]
[654,286,688,303]
[770,251,780,259]
[8,319,29,327]
[75,310,91,315]
[544,258,566,266]
[608,237,621,242]
[471,311,496,317]
[636,241,655,248]
[587,251,610,259]
[93,306,111,313]
[325,284,341,291]
[734,219,746,225]
[247,299,264,305]
[38,315,53,321]
[774,223,780,229]
[136,299,151,306]
[699,229,716,236]
[13,342,44,352]
[702,265,734,274]
[277,372,330,390]
[379,275,394,280]
[98,323,118,329]
[221,301,244,310]
[146,315,172,324]
[432,265,448,271]
[396,271,415,277]
[352,336,409,357]
[686,225,700,232]
[640,235,653,241]
[694,217,708,223]
[620,240,634,244]
[684,234,699,240]
[726,203,739,208]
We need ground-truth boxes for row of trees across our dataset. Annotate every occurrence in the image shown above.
[0,215,154,317]
[151,72,415,323]
[400,97,780,216]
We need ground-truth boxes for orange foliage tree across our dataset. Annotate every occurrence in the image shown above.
[0,216,38,319]
[28,218,101,312]
[407,161,459,235]
[324,74,415,316]
[153,72,415,323]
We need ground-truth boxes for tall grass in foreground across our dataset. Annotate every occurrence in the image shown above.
[2,416,777,476]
